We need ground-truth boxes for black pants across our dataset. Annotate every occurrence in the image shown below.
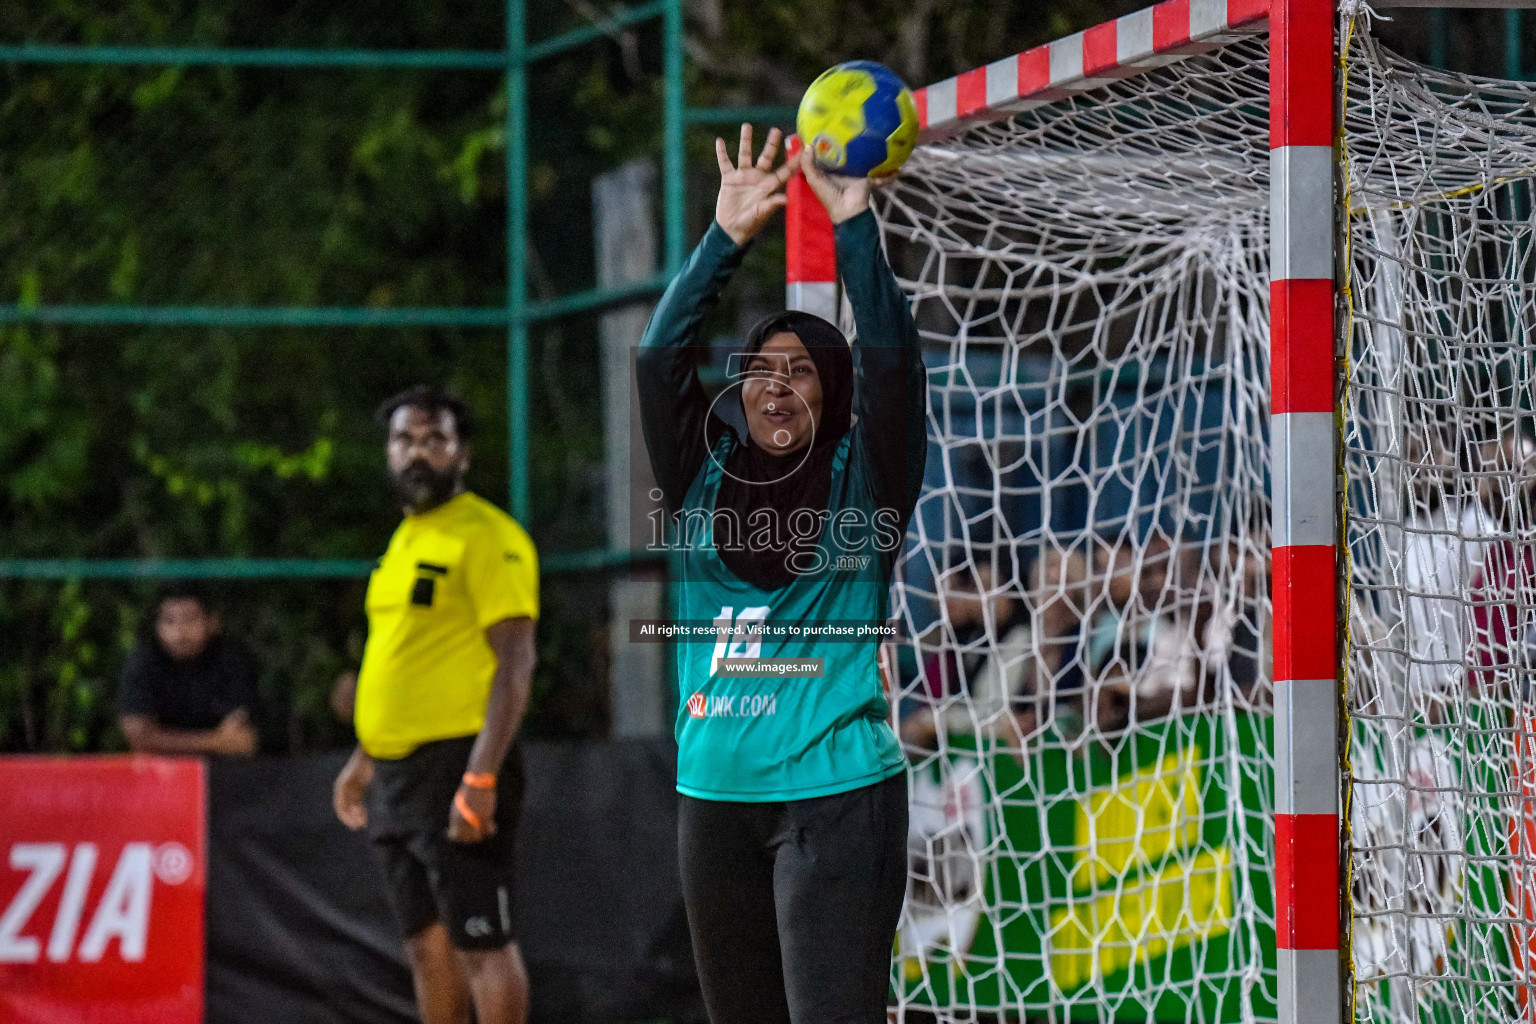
[678,774,908,1024]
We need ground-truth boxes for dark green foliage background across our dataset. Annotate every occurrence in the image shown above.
[0,0,1474,751]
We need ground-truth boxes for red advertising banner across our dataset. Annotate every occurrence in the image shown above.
[0,756,205,1024]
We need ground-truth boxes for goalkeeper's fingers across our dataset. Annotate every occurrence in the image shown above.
[736,122,754,170]
[755,126,783,173]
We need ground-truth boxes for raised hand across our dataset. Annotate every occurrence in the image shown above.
[714,125,795,246]
[798,148,896,225]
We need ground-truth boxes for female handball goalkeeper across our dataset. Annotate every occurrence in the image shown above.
[637,124,926,1024]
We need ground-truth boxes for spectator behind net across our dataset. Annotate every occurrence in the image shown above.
[118,581,260,756]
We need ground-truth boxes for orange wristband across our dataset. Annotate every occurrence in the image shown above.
[462,772,497,790]
[453,791,485,833]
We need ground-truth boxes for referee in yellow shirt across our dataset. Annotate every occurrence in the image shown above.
[333,385,538,1024]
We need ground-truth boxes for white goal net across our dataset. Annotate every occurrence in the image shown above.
[870,13,1536,1023]
[1343,20,1536,1024]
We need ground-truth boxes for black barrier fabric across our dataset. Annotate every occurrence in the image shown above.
[206,740,702,1024]
[206,751,416,1024]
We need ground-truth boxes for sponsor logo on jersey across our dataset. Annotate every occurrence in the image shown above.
[685,693,778,719]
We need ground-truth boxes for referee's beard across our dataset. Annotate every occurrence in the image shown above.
[392,460,463,514]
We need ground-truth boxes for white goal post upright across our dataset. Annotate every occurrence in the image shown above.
[776,3,1390,1022]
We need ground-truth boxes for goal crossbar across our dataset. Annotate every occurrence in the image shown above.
[912,0,1271,141]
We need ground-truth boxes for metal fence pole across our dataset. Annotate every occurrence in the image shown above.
[663,0,685,275]
[508,0,530,522]
[1508,9,1523,81]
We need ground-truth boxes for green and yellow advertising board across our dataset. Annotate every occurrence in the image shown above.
[897,711,1277,1021]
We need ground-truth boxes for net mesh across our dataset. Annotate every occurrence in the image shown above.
[869,16,1536,1023]
[1343,19,1536,1024]
[874,32,1277,1023]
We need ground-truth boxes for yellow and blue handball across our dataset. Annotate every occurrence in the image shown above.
[797,60,918,178]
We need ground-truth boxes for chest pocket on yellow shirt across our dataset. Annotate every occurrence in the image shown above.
[410,561,450,607]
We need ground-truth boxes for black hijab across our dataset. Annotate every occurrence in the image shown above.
[716,310,854,590]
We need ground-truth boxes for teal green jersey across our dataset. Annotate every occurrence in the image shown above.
[670,430,907,800]
[637,211,928,802]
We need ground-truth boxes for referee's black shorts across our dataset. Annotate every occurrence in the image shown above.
[679,772,909,1024]
[366,736,524,951]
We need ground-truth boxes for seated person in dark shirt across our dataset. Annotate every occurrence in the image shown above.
[118,582,259,756]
